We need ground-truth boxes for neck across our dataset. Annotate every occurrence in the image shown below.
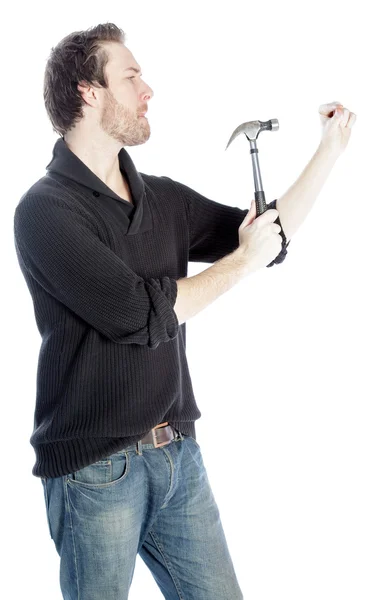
[63,127,124,189]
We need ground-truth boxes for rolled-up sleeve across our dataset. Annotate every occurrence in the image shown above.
[13,194,179,349]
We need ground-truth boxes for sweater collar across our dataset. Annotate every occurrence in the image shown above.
[45,137,152,236]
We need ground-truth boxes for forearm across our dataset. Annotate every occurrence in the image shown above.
[173,249,248,325]
[276,143,339,242]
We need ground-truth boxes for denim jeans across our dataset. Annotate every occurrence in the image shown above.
[41,430,243,600]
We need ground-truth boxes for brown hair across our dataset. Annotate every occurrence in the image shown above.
[43,23,125,136]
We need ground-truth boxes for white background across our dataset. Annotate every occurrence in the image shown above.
[2,0,391,598]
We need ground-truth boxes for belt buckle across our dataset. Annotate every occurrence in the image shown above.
[152,422,170,448]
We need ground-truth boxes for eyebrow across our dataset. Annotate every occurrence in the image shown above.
[124,67,142,74]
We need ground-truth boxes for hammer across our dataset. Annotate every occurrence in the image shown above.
[225,118,279,217]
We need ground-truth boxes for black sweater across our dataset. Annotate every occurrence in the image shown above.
[13,138,290,479]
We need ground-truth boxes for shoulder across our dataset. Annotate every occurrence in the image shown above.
[16,175,68,212]
[17,175,55,204]
[140,172,179,193]
[14,176,95,237]
[15,174,95,217]
[140,172,187,212]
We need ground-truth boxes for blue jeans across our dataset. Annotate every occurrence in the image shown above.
[41,431,243,599]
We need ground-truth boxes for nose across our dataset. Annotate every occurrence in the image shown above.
[143,81,154,101]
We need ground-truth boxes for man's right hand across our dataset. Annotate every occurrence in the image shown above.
[238,199,283,274]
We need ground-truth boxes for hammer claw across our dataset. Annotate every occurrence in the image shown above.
[225,120,262,149]
[225,118,279,150]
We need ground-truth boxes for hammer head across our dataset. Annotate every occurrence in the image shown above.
[225,118,279,150]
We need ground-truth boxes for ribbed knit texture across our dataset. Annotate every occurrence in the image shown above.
[13,138,290,479]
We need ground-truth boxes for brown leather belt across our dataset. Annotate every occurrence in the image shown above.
[139,422,179,449]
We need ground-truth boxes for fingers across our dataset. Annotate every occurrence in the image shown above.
[259,208,280,223]
[336,106,357,128]
[240,202,279,225]
[319,101,343,116]
[347,112,357,128]
[339,107,350,127]
[322,102,356,128]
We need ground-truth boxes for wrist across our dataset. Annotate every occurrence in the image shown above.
[230,246,252,277]
[317,141,341,162]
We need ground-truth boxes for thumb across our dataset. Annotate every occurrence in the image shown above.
[240,199,253,228]
[242,198,256,226]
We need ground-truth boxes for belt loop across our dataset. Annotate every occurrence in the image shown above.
[136,440,143,455]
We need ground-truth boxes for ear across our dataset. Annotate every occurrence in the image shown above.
[77,81,98,107]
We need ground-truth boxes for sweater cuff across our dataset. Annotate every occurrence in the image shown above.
[158,276,179,338]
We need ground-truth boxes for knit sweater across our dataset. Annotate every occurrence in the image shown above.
[13,137,290,479]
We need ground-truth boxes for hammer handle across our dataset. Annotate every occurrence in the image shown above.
[255,190,267,217]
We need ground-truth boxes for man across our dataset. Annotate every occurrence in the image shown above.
[13,22,356,600]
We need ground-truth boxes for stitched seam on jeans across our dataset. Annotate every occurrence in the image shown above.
[64,479,81,600]
[149,530,185,600]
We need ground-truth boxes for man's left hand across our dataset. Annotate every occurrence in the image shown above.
[319,101,357,157]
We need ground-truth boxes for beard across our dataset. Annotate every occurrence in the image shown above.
[99,88,150,147]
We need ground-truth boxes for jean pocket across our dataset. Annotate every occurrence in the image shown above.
[184,434,201,450]
[67,452,130,488]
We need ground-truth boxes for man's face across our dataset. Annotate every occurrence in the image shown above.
[99,42,154,146]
